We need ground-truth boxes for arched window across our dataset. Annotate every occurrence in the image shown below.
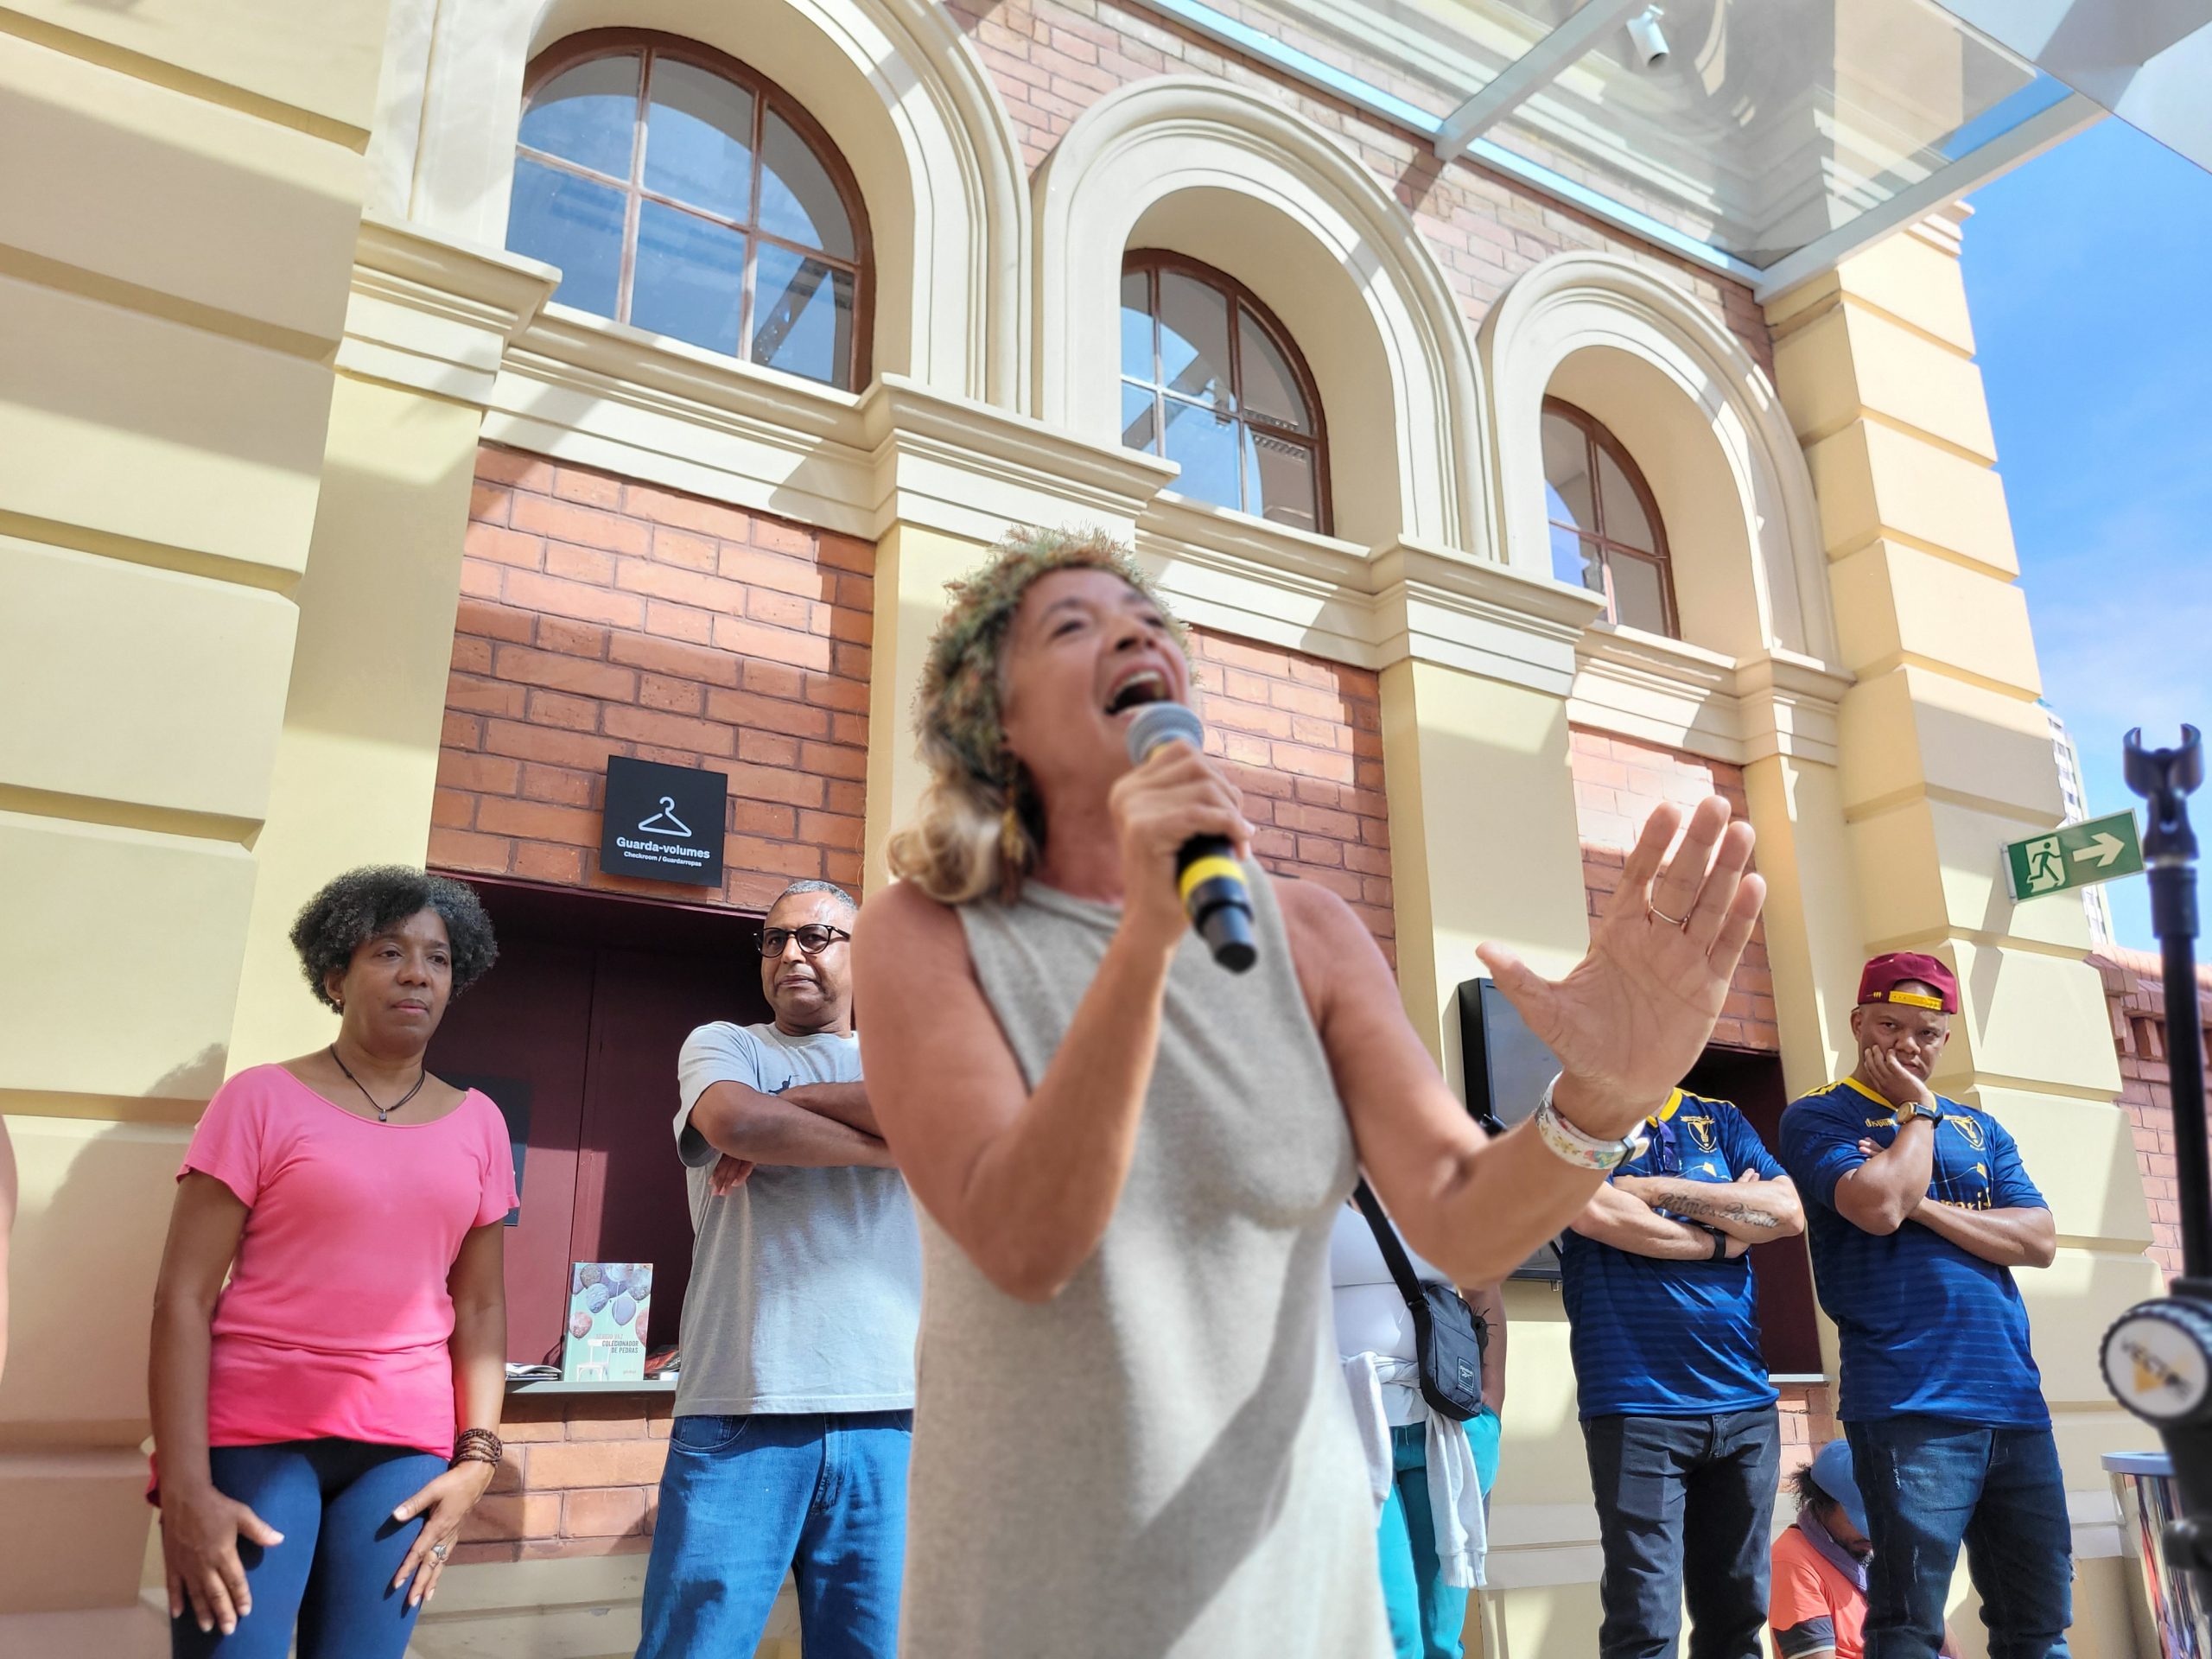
[1541,398,1676,635]
[1119,253,1329,534]
[508,31,871,391]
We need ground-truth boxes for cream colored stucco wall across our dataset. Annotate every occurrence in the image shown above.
[0,3,393,1637]
[1764,222,2161,1657]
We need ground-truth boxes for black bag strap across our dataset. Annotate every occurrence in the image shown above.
[1352,1179,1429,1315]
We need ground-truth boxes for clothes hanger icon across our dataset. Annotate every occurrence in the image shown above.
[638,796,691,837]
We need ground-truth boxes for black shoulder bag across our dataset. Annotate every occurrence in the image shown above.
[1352,1180,1488,1421]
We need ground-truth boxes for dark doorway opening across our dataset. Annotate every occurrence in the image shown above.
[428,876,769,1365]
[1682,1044,1822,1376]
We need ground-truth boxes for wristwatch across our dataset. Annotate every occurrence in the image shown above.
[1532,1075,1645,1172]
[1705,1226,1730,1262]
[1896,1096,1946,1127]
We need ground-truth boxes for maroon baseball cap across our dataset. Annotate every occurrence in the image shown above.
[1858,951,1958,1014]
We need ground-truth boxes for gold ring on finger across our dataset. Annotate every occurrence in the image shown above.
[1648,904,1688,928]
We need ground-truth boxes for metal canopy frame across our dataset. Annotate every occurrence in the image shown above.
[1433,0,1649,162]
[1123,0,2112,301]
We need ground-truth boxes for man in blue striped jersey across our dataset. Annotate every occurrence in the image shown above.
[1779,953,2067,1659]
[1559,1084,1805,1658]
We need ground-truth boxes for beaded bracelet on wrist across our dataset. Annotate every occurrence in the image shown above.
[450,1427,505,1469]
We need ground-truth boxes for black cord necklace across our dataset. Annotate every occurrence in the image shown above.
[328,1044,428,1124]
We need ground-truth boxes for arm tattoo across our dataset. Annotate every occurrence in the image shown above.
[1655,1185,1780,1230]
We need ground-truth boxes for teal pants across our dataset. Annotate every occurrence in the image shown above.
[1376,1408,1500,1659]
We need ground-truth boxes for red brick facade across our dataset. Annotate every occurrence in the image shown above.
[943,0,1775,378]
[1569,728,1780,1053]
[1777,1382,1840,1478]
[2097,947,2212,1280]
[1190,630,1394,960]
[456,1394,671,1565]
[433,448,874,911]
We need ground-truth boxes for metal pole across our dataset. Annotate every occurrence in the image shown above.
[2132,727,2209,1287]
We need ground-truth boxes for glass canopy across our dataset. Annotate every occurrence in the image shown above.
[1128,0,2102,296]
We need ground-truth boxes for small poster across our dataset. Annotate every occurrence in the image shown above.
[563,1262,653,1382]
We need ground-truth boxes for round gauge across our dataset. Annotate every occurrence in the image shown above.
[2104,1300,2212,1426]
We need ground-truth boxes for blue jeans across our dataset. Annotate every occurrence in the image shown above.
[637,1410,911,1659]
[1376,1410,1497,1659]
[170,1440,444,1659]
[1846,1417,2073,1659]
[1582,1407,1779,1659]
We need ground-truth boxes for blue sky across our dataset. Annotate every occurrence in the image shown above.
[1961,117,2212,951]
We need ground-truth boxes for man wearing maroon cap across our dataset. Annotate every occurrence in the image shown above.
[1779,954,2067,1658]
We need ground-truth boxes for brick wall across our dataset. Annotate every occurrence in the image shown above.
[1570,728,1779,1052]
[456,1393,670,1565]
[944,0,1775,378]
[2095,947,2212,1280]
[1777,1381,1840,1478]
[1189,628,1393,963]
[434,448,874,910]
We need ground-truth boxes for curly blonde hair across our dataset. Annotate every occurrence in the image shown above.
[887,525,1185,905]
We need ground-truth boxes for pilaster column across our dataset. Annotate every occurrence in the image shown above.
[1370,546,1608,1649]
[1768,218,2159,1636]
[0,13,394,1638]
[226,219,556,1067]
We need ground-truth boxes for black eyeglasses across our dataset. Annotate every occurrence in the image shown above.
[757,924,852,958]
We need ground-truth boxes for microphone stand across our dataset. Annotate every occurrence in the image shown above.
[2100,726,2212,1588]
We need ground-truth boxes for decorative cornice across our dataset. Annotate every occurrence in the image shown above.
[1737,647,1855,766]
[339,226,1827,715]
[1372,540,1604,695]
[337,214,558,409]
[486,304,878,537]
[1135,496,1375,665]
[1568,628,1853,766]
[859,375,1173,543]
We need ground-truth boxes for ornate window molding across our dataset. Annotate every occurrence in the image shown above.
[1481,251,1839,668]
[375,0,1027,407]
[1035,76,1488,555]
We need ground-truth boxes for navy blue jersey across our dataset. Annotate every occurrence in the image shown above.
[1559,1090,1786,1419]
[1779,1078,2048,1426]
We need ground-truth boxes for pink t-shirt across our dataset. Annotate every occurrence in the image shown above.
[179,1064,518,1459]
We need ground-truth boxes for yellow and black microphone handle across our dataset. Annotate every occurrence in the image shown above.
[1177,834,1256,973]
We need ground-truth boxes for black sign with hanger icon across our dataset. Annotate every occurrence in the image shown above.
[600,755,727,887]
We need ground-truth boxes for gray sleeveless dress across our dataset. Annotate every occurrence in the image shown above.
[899,868,1392,1658]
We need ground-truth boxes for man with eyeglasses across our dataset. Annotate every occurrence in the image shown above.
[639,880,921,1659]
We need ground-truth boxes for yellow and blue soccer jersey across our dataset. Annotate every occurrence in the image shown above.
[1558,1090,1785,1420]
[1779,1077,2048,1427]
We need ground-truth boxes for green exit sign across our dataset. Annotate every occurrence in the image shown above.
[2005,810,2145,900]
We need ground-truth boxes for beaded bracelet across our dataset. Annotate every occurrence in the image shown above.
[451,1427,505,1470]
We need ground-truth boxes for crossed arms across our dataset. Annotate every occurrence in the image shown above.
[1832,1119,2055,1269]
[687,1077,894,1183]
[1571,1171,1804,1261]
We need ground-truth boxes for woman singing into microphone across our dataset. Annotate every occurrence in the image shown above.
[854,529,1765,1657]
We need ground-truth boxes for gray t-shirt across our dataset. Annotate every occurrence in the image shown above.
[672,1020,920,1415]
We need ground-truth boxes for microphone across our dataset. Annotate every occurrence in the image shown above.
[1125,702,1258,973]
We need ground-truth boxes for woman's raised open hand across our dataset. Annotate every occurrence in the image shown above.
[1477,797,1764,1141]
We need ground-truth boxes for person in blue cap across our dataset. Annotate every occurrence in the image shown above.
[1770,1440,1960,1659]
[1779,952,2065,1658]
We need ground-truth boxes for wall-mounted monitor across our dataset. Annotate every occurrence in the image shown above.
[1455,976,1564,1281]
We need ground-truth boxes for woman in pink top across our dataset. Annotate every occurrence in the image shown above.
[149,868,516,1657]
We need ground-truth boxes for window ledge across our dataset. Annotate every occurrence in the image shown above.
[505,1376,680,1395]
[1569,627,1852,767]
